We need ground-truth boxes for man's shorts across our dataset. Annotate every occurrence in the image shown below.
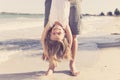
[69,5,81,35]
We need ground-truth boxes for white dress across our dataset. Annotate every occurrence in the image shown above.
[49,0,70,28]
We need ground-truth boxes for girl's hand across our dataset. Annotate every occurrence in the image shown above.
[42,52,49,61]
[68,44,72,49]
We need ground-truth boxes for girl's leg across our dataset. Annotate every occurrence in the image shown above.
[46,66,55,76]
[46,61,55,76]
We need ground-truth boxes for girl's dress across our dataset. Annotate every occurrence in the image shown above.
[49,0,70,28]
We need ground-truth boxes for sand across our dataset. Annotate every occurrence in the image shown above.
[0,41,120,80]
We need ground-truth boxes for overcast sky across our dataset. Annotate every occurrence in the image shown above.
[0,0,120,14]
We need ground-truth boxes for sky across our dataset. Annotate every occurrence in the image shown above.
[0,0,120,14]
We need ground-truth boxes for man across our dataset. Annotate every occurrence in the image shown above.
[44,0,81,76]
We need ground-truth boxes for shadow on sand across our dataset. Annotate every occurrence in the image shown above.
[0,70,71,80]
[0,71,45,80]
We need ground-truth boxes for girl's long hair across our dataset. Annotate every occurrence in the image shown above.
[45,25,71,66]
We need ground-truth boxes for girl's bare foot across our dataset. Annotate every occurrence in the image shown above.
[45,64,55,76]
[45,69,54,76]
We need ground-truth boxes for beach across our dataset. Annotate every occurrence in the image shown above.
[0,15,120,80]
[0,39,120,80]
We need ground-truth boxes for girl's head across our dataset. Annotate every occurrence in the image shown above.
[49,22,65,42]
[45,38,71,66]
[45,22,71,66]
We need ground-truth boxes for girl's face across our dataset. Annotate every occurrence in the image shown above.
[50,24,65,41]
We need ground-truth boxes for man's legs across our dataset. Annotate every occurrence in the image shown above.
[69,35,79,76]
[69,5,81,76]
[44,0,52,26]
[44,0,53,76]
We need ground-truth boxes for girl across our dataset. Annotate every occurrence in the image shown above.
[41,0,72,75]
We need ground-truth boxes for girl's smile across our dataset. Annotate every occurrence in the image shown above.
[50,24,65,41]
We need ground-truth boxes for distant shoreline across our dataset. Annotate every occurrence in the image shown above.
[0,12,44,15]
[0,12,120,17]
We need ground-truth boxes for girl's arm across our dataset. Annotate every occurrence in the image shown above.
[64,25,72,48]
[41,22,50,56]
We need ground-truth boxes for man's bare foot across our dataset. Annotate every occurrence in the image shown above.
[70,71,80,76]
[69,61,80,76]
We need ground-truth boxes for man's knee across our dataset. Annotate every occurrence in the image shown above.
[72,35,77,41]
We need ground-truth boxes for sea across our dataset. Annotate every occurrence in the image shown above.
[0,13,120,64]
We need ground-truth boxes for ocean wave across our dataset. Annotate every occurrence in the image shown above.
[0,50,21,64]
[0,39,42,51]
[0,39,43,64]
[0,35,120,64]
